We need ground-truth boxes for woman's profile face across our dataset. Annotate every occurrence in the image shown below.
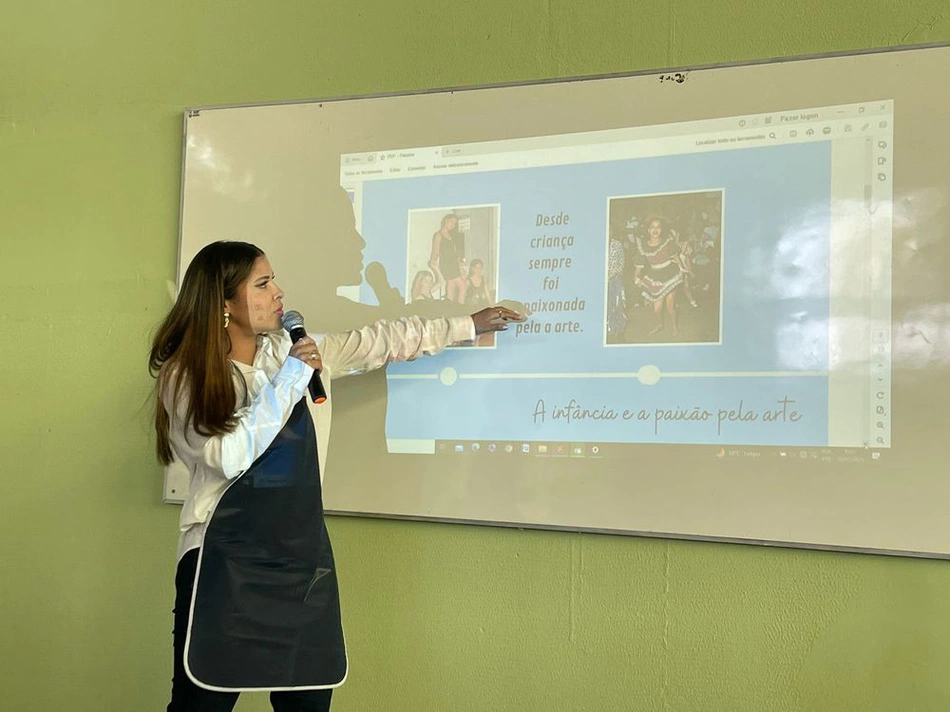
[444,216,458,231]
[226,256,284,335]
[420,273,434,290]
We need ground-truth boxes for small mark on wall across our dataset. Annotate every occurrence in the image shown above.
[658,72,689,84]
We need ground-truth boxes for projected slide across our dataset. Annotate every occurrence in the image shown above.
[340,101,893,455]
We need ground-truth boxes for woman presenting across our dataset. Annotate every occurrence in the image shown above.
[151,241,522,711]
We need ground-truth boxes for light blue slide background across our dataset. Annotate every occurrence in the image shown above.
[357,142,832,445]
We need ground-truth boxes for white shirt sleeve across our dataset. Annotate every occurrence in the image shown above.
[317,315,476,379]
[163,355,313,480]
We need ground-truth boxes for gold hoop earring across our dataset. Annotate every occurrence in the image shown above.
[224,311,230,329]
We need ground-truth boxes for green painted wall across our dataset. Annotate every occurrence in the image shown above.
[2,2,949,710]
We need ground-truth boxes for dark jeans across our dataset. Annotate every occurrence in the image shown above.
[167,549,334,712]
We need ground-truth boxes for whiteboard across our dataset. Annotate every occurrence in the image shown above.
[177,44,950,558]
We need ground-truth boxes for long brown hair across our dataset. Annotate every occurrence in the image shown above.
[149,241,264,464]
[440,213,460,236]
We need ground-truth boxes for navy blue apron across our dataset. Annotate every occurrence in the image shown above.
[185,398,347,691]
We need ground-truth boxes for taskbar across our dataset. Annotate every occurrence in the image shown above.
[414,440,887,463]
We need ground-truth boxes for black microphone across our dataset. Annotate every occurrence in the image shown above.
[280,310,327,404]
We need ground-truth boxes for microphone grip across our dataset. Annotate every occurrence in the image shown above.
[288,325,328,404]
[308,372,327,405]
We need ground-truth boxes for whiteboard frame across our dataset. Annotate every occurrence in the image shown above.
[174,41,950,560]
